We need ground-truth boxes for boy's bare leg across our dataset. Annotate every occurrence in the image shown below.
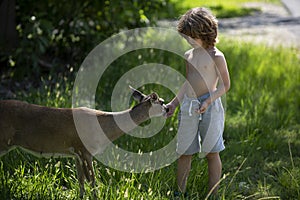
[177,154,193,193]
[206,152,222,195]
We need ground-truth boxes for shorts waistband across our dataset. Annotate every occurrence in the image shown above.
[184,92,210,120]
[184,92,211,102]
[197,92,210,102]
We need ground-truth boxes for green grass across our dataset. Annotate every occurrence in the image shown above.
[218,38,300,199]
[163,0,280,19]
[1,35,300,199]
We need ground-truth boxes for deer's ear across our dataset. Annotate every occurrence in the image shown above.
[129,86,146,102]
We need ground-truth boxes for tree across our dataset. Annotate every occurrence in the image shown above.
[0,0,169,79]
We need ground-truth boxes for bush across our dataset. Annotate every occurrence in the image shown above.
[1,0,169,80]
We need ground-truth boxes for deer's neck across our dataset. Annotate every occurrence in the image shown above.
[97,102,151,142]
[129,102,151,125]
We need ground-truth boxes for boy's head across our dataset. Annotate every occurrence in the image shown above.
[177,7,218,49]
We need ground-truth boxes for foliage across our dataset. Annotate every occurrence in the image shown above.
[0,31,299,199]
[164,0,280,19]
[1,0,169,80]
[0,0,299,199]
[1,0,280,82]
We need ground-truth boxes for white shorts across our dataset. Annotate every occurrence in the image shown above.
[177,94,225,155]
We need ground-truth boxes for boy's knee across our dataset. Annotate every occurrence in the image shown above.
[179,154,193,161]
[206,152,220,160]
[179,155,193,159]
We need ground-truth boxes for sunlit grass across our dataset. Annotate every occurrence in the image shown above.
[0,31,299,199]
[166,0,280,18]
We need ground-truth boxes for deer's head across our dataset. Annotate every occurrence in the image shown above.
[130,86,168,117]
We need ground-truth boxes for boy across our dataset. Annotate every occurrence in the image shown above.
[166,7,230,197]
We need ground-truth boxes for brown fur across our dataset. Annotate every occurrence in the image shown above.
[0,89,166,198]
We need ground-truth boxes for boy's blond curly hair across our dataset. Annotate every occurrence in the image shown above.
[177,7,218,49]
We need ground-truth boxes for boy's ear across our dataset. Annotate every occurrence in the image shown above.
[129,85,146,103]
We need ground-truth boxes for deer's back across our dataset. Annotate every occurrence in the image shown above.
[0,100,83,154]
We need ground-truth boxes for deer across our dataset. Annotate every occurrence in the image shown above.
[0,86,168,199]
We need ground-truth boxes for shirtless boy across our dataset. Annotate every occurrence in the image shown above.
[166,7,231,197]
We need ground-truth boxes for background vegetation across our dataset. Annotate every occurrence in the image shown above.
[166,0,280,18]
[0,0,299,199]
[0,0,168,81]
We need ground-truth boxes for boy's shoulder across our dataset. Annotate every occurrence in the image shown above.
[208,47,224,59]
[184,47,224,59]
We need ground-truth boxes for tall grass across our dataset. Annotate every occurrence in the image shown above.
[0,35,299,199]
[218,38,300,199]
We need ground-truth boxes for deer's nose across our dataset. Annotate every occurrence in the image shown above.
[163,104,169,113]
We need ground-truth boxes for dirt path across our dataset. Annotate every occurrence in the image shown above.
[219,2,300,49]
[158,2,300,49]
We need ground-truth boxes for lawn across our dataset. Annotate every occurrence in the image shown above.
[1,0,299,199]
[165,0,280,18]
[0,28,299,199]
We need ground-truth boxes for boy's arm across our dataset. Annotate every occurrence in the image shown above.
[169,81,188,105]
[166,82,187,117]
[166,61,189,117]
[199,54,230,113]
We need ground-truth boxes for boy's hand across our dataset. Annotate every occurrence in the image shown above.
[165,103,176,117]
[196,101,209,114]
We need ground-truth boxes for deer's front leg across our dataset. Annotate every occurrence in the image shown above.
[81,152,97,199]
